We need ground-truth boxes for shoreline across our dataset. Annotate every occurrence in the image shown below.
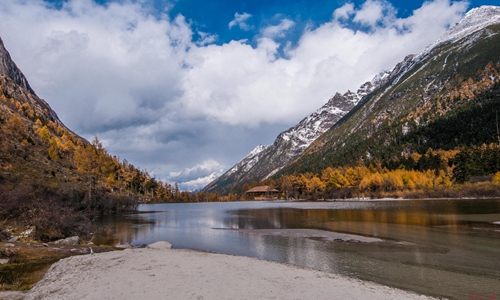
[298,196,500,202]
[23,242,437,300]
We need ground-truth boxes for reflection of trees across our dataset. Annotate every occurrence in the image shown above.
[226,201,478,241]
[231,204,459,227]
[227,208,305,230]
[94,214,155,246]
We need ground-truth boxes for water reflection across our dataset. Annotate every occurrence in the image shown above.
[95,200,500,300]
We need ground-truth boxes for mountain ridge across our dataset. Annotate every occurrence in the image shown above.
[279,5,500,177]
[204,5,500,195]
[203,70,391,194]
[0,37,35,95]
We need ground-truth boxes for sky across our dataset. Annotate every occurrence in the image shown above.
[0,0,496,190]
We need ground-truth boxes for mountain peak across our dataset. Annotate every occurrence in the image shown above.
[420,5,500,58]
[0,37,35,94]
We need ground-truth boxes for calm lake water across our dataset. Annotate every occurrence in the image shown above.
[95,200,500,300]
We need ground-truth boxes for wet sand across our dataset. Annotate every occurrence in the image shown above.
[226,228,384,242]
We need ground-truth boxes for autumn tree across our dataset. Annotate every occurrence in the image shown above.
[74,136,114,206]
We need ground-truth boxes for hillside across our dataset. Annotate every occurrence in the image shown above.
[282,7,500,174]
[275,6,500,191]
[0,37,177,241]
[0,37,78,186]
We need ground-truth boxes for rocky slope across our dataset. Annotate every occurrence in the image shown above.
[0,36,82,185]
[0,38,66,130]
[279,5,500,176]
[203,72,391,194]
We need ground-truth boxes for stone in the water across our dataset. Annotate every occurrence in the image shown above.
[146,241,172,250]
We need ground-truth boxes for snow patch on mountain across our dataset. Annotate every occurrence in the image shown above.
[387,6,500,93]
[225,144,269,176]
[419,6,500,59]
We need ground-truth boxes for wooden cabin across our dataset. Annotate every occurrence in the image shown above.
[245,185,280,200]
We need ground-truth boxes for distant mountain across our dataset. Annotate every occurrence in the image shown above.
[203,71,391,194]
[279,5,500,177]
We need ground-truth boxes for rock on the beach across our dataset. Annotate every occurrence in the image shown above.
[54,236,80,245]
[146,241,172,250]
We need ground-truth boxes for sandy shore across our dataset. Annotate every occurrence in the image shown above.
[22,241,437,300]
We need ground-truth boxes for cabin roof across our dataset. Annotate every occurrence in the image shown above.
[245,185,279,193]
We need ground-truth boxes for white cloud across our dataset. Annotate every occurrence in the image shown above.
[228,12,252,31]
[0,0,469,189]
[197,31,218,46]
[333,3,355,21]
[261,19,295,38]
[353,0,396,27]
[168,159,224,190]
[179,0,468,127]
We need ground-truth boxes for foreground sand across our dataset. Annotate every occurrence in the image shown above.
[25,242,436,300]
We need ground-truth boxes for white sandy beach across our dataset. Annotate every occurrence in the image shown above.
[24,242,437,300]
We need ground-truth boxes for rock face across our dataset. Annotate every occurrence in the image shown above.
[0,37,65,129]
[0,37,34,94]
[203,72,390,195]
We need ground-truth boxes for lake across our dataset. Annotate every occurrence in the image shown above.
[94,200,500,300]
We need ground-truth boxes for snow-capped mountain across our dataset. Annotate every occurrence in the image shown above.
[383,6,500,92]
[280,5,500,176]
[224,144,269,177]
[203,72,391,194]
[204,5,500,195]
[422,6,500,56]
